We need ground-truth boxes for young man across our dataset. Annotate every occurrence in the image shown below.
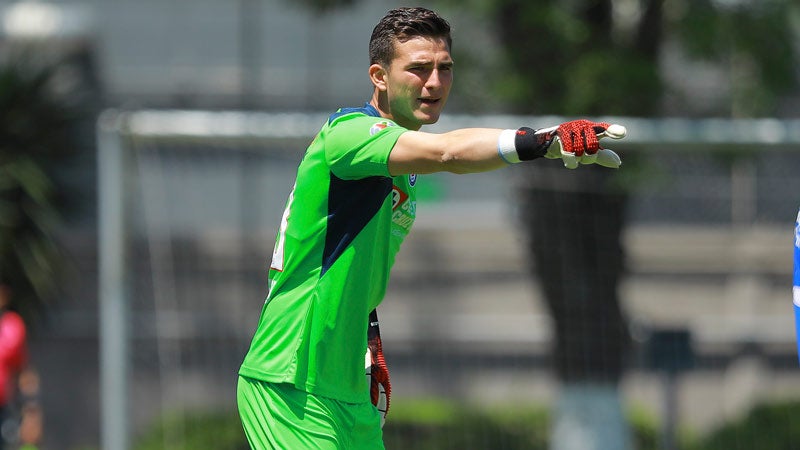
[238,7,626,449]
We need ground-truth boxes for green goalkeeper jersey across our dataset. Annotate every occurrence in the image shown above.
[239,103,416,404]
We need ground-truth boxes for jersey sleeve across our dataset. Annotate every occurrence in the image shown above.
[324,114,407,180]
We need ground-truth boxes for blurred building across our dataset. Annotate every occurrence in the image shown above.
[1,0,408,110]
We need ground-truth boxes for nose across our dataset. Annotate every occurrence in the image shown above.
[425,69,445,91]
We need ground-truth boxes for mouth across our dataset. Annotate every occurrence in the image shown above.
[419,98,441,107]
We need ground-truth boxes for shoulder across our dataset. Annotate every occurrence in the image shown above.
[327,104,402,132]
[0,311,26,346]
[327,103,380,124]
[323,106,405,151]
[1,311,25,330]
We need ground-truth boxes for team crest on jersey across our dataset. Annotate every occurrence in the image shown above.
[391,184,415,234]
[391,185,408,210]
[409,174,417,186]
[370,120,395,136]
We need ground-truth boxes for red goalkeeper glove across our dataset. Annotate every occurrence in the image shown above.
[365,310,390,427]
[538,120,626,169]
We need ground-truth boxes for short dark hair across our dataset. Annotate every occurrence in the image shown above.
[369,7,452,67]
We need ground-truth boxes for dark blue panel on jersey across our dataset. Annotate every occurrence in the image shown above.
[328,103,380,124]
[322,174,392,276]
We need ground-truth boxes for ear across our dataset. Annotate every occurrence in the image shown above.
[369,63,388,92]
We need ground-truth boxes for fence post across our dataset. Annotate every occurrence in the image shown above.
[98,110,130,450]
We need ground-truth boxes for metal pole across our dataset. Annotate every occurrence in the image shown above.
[98,110,130,450]
[661,371,678,450]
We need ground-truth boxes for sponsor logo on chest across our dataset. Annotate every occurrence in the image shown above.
[391,175,416,234]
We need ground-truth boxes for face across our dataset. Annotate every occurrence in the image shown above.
[373,36,453,130]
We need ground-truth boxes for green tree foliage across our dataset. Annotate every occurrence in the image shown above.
[443,0,664,116]
[445,0,797,118]
[691,400,800,450]
[134,400,800,450]
[134,412,250,450]
[678,0,796,116]
[0,49,87,326]
[132,401,675,450]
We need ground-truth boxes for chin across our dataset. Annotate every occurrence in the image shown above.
[418,112,442,125]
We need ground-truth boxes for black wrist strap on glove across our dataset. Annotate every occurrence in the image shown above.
[515,127,555,161]
[498,126,556,163]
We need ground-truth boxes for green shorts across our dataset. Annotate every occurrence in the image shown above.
[237,376,384,450]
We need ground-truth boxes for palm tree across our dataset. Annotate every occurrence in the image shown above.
[0,46,92,326]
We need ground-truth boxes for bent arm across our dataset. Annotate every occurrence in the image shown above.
[388,128,509,176]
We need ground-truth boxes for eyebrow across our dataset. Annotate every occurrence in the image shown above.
[407,59,454,68]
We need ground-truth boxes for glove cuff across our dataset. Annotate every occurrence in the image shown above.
[497,129,521,164]
[516,127,551,161]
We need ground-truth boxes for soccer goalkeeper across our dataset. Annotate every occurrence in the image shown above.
[237,6,626,449]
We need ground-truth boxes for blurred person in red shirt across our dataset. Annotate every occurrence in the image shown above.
[0,284,27,449]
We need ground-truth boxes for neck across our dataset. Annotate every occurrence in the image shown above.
[368,91,422,131]
[369,91,390,119]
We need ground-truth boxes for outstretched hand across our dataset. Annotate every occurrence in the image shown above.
[541,120,626,169]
